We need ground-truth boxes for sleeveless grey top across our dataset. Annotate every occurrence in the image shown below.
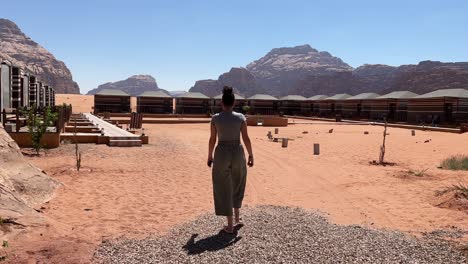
[211,111,246,142]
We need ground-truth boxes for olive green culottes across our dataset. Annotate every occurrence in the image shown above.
[212,142,247,216]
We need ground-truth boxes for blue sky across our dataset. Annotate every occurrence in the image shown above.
[1,0,467,93]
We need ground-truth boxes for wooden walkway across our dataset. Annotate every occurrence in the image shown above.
[84,113,142,147]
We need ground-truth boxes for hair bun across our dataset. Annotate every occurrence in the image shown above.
[223,86,233,95]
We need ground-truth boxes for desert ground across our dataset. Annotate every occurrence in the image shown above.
[5,119,468,263]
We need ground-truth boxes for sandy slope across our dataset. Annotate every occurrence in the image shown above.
[56,94,94,113]
[6,120,468,263]
[56,94,138,113]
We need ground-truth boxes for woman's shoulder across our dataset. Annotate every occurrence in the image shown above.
[232,111,246,121]
[211,113,220,123]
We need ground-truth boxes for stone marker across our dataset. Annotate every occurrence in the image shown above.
[411,130,415,136]
[275,128,279,134]
[282,138,289,148]
[314,144,320,155]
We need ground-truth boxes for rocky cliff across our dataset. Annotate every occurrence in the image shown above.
[87,75,168,96]
[190,44,468,97]
[0,19,80,94]
[0,126,59,238]
[190,67,261,97]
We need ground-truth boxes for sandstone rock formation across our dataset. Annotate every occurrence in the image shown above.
[0,126,59,238]
[247,44,352,96]
[189,67,261,97]
[87,75,168,96]
[0,19,80,94]
[190,44,468,97]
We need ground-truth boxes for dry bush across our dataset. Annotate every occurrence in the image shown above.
[440,155,468,171]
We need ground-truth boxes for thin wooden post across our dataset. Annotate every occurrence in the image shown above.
[15,110,20,132]
[313,144,320,155]
[2,109,6,126]
[379,120,388,164]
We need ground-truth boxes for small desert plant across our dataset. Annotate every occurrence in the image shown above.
[408,168,429,177]
[379,120,388,164]
[25,106,58,154]
[440,155,468,171]
[1,241,7,248]
[72,121,82,171]
[436,183,468,199]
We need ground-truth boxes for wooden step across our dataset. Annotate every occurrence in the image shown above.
[108,139,142,147]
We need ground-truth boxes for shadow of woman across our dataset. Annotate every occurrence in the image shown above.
[182,225,243,255]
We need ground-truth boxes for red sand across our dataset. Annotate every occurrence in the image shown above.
[6,120,468,263]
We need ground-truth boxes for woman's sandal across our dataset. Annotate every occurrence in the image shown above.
[235,217,244,226]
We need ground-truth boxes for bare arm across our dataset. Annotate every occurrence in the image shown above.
[207,123,217,166]
[241,121,254,167]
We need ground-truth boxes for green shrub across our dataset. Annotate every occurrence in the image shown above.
[25,106,58,154]
[440,155,468,171]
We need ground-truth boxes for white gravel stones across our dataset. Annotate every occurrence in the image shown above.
[93,206,467,264]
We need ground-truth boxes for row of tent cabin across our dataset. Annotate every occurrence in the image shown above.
[93,88,468,125]
[1,59,56,115]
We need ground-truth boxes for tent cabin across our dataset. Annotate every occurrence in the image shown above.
[247,94,280,115]
[12,66,24,108]
[341,93,380,120]
[137,90,173,114]
[20,69,30,108]
[278,95,308,115]
[407,88,468,125]
[212,93,246,113]
[37,81,45,107]
[175,92,211,114]
[319,93,352,117]
[50,87,55,107]
[44,85,52,107]
[368,91,418,122]
[28,75,37,107]
[247,94,279,115]
[308,95,328,116]
[1,60,12,115]
[94,89,131,113]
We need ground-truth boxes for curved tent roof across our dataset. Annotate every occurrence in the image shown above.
[377,91,418,99]
[95,89,130,96]
[279,95,307,101]
[176,92,210,99]
[413,88,468,99]
[346,93,380,100]
[138,90,172,98]
[308,95,328,101]
[247,94,278,100]
[325,93,352,100]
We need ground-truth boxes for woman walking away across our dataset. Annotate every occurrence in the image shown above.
[208,86,254,234]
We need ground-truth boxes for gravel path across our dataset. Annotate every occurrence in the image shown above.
[93,206,467,263]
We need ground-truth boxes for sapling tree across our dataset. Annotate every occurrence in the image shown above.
[25,106,58,154]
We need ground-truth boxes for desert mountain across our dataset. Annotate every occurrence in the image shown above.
[0,19,79,94]
[87,75,168,96]
[189,67,261,97]
[190,44,468,97]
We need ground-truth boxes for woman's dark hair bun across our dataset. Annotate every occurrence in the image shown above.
[223,86,233,95]
[221,86,235,107]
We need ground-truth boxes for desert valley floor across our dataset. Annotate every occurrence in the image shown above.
[6,120,468,263]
